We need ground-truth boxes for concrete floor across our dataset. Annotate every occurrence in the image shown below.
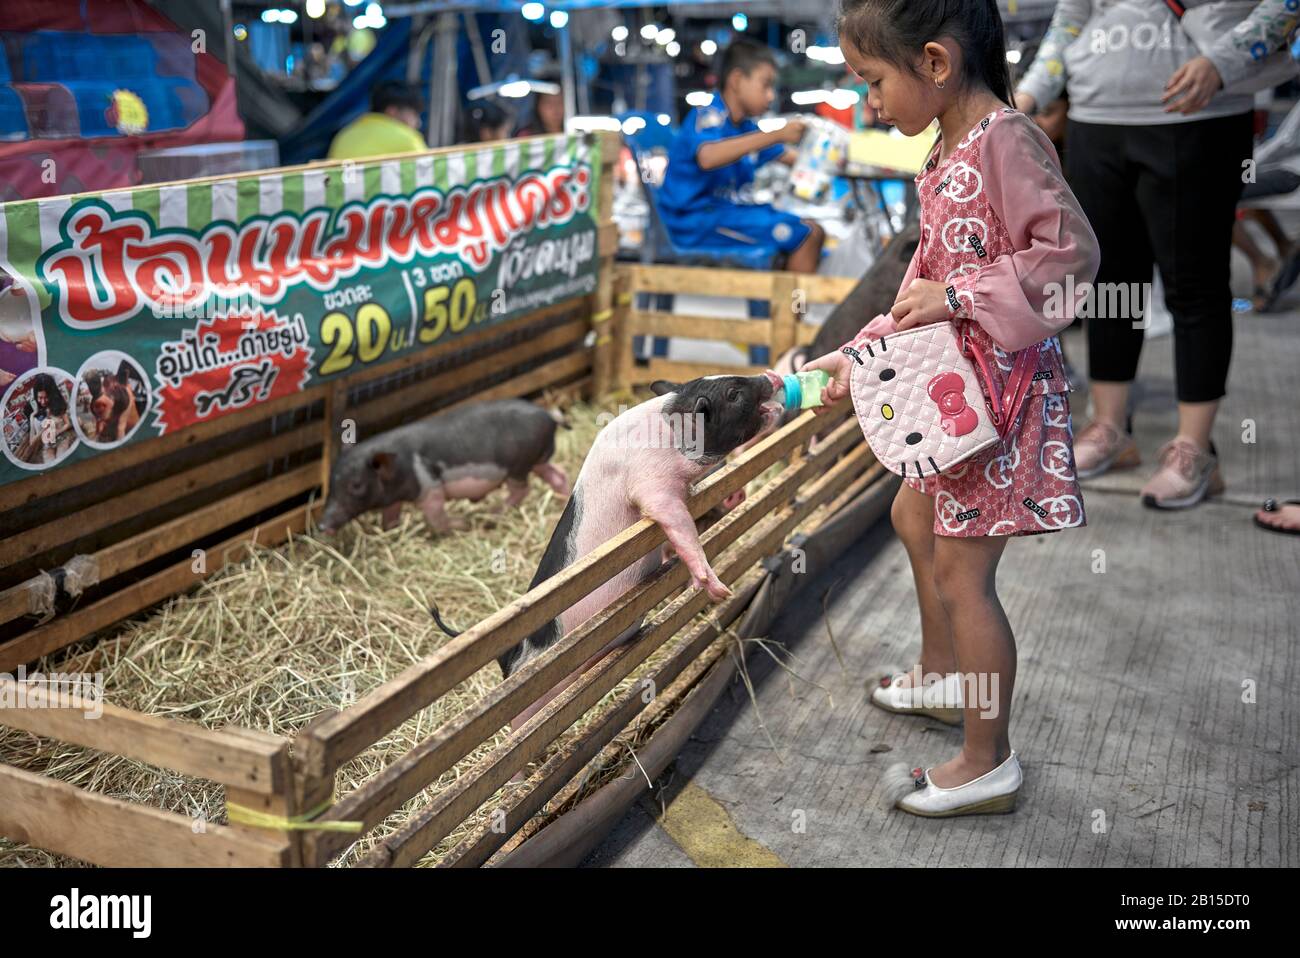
[585,310,1300,868]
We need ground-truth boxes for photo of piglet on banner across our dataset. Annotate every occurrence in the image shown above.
[0,133,600,486]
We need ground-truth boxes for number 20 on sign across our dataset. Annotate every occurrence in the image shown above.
[317,277,482,375]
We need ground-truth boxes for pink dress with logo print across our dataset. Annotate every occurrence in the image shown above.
[848,108,1100,537]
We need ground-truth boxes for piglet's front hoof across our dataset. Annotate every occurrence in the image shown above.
[695,574,732,603]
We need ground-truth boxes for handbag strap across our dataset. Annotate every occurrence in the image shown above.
[959,321,1040,442]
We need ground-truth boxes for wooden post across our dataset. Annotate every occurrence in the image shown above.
[296,710,346,868]
[590,130,620,400]
[769,272,801,463]
[218,726,300,866]
[769,272,798,365]
[220,724,338,868]
[610,267,635,396]
[320,379,349,499]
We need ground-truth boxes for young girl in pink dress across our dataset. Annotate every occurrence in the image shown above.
[804,0,1100,818]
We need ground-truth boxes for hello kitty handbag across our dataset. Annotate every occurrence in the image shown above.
[843,319,1038,480]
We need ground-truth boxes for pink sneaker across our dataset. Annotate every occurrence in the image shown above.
[1140,439,1225,510]
[1073,421,1140,479]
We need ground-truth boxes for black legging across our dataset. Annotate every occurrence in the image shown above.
[1065,112,1254,404]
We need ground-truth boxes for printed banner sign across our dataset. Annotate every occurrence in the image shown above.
[0,134,600,486]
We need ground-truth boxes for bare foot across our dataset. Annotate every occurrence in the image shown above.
[1255,501,1300,533]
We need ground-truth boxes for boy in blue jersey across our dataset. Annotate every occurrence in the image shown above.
[659,39,825,273]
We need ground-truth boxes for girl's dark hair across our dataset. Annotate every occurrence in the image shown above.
[31,372,68,417]
[838,0,1013,106]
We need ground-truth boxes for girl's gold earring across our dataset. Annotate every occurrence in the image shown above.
[935,78,946,89]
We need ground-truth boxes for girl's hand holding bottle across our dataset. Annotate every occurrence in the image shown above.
[794,351,852,416]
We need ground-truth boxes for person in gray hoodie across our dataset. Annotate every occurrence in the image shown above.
[1015,0,1298,509]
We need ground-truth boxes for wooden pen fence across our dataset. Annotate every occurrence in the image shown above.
[0,134,884,866]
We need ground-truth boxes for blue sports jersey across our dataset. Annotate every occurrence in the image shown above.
[657,97,786,213]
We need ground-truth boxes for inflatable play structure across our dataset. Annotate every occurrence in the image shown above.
[0,0,242,201]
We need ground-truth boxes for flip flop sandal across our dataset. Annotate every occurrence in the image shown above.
[1253,498,1300,537]
[1264,249,1300,311]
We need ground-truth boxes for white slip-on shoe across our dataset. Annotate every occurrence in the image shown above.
[869,668,964,726]
[882,751,1022,818]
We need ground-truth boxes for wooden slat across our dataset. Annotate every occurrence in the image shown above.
[0,464,318,630]
[822,460,886,516]
[0,763,289,867]
[493,580,757,862]
[796,323,821,347]
[0,503,315,673]
[626,310,773,344]
[629,358,771,386]
[441,350,593,413]
[361,436,871,867]
[296,403,851,782]
[626,264,776,300]
[0,679,288,793]
[791,273,858,303]
[623,267,854,306]
[0,585,33,625]
[0,424,319,568]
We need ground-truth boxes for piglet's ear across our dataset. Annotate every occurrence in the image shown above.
[369,451,397,482]
[649,380,679,396]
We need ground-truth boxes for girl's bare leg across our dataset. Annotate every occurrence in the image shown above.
[928,533,1014,787]
[888,483,958,686]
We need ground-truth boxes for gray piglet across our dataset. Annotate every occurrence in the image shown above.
[317,398,570,535]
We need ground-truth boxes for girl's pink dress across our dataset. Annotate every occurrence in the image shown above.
[849,108,1100,537]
